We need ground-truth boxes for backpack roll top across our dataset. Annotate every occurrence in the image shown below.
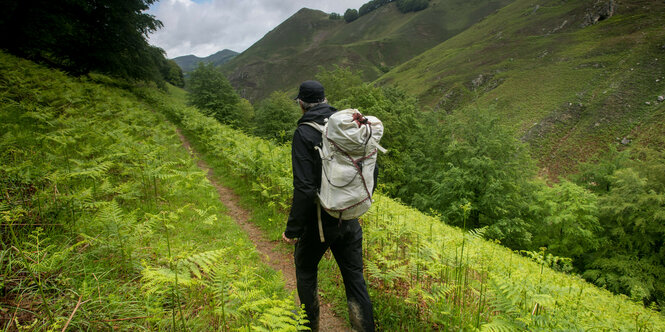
[324,109,384,155]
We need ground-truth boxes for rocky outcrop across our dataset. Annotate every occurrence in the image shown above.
[582,0,616,27]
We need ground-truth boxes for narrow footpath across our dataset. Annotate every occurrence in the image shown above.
[176,129,349,331]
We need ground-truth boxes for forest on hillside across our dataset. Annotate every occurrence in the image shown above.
[1,0,664,330]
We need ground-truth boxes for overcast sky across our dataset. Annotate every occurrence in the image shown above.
[147,0,368,59]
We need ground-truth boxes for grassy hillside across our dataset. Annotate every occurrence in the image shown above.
[222,0,513,101]
[3,50,664,330]
[0,52,303,330]
[377,0,665,177]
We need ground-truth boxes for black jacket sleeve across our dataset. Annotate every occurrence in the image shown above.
[284,127,318,238]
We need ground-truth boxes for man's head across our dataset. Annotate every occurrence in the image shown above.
[295,80,325,103]
[295,80,328,112]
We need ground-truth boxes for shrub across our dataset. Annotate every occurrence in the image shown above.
[344,8,359,22]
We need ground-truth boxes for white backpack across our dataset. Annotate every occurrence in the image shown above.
[302,109,386,242]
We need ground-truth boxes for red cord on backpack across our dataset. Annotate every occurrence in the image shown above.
[352,112,370,127]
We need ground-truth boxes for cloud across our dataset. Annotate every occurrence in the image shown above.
[148,0,368,58]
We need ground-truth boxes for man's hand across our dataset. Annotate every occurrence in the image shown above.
[282,232,298,245]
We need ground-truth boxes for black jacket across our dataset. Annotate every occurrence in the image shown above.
[284,103,336,238]
[284,103,378,238]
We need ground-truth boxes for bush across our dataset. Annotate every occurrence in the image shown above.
[344,8,359,22]
[186,62,241,126]
[253,91,301,143]
[359,0,393,16]
[396,0,429,13]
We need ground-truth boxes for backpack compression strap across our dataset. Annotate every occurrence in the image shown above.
[300,122,327,242]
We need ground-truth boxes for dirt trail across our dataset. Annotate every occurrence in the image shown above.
[176,129,349,331]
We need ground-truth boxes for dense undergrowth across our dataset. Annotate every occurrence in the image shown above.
[0,52,306,331]
[138,78,665,330]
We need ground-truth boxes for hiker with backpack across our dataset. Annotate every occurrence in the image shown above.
[282,80,383,332]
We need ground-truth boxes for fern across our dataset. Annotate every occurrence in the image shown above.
[488,276,523,318]
[141,249,227,295]
[181,248,227,278]
[480,319,521,332]
[68,159,113,180]
[468,226,487,240]
[193,207,218,225]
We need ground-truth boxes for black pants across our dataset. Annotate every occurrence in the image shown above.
[294,217,375,332]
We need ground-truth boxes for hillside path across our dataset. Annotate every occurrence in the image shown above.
[175,129,349,331]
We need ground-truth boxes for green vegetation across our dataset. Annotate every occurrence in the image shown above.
[0,0,181,86]
[161,59,186,88]
[574,146,665,305]
[351,0,428,18]
[186,62,254,131]
[344,8,359,22]
[253,91,302,143]
[359,0,392,16]
[0,52,305,330]
[395,0,430,13]
[145,73,665,330]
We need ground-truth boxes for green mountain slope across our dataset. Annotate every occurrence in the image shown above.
[173,49,238,73]
[377,0,665,176]
[222,0,513,101]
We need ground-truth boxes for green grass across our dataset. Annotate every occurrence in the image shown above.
[0,52,304,331]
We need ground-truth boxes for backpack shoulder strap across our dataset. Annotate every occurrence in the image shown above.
[299,121,325,158]
[299,121,324,133]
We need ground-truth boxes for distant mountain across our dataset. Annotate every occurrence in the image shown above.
[173,49,238,73]
[221,0,512,101]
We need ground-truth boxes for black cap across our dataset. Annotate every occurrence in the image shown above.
[295,80,325,103]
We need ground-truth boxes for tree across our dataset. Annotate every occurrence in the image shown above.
[584,167,665,303]
[329,12,341,20]
[344,9,359,23]
[359,0,393,16]
[315,65,363,103]
[426,110,537,246]
[359,3,373,16]
[253,91,301,143]
[187,62,241,125]
[161,60,185,88]
[234,98,256,132]
[0,0,166,83]
[396,0,429,13]
[531,180,601,261]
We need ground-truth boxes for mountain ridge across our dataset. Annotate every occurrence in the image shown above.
[173,49,238,73]
[221,0,513,101]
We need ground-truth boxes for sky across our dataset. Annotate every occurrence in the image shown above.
[147,0,369,59]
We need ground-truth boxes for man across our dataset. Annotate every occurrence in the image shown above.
[282,80,375,332]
